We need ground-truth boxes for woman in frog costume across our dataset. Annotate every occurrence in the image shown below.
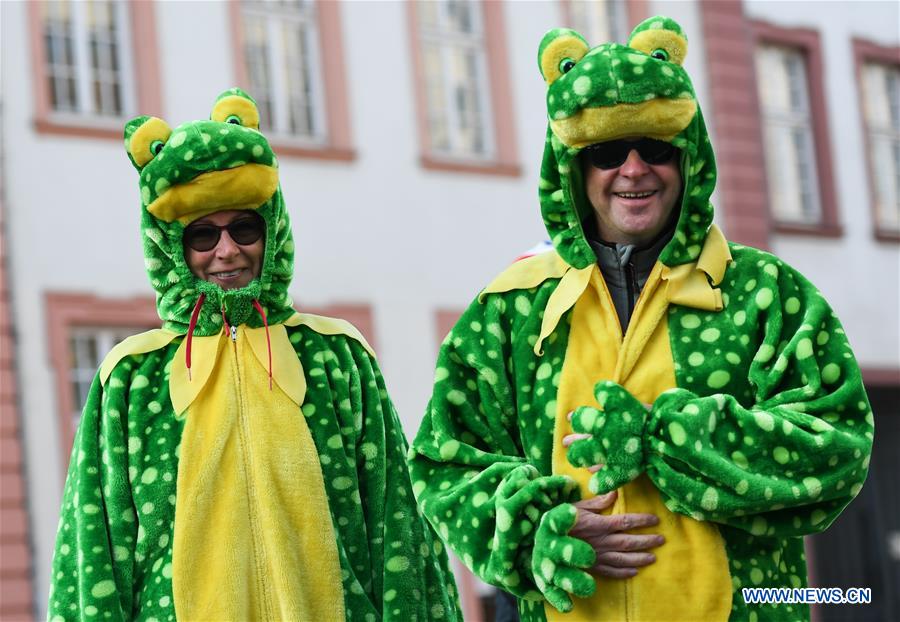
[48,89,459,621]
[409,16,872,622]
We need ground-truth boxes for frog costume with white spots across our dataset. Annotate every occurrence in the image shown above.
[409,17,872,622]
[49,88,459,621]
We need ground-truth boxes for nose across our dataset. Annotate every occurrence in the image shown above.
[213,231,241,259]
[619,149,650,177]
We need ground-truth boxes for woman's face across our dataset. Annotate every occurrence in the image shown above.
[183,210,265,290]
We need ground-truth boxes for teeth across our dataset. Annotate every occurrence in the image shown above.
[212,270,242,277]
[616,191,655,198]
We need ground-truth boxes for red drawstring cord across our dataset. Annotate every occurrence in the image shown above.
[186,295,272,391]
[252,299,273,390]
[185,293,206,381]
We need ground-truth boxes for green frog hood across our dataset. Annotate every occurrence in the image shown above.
[538,15,715,269]
[124,88,295,335]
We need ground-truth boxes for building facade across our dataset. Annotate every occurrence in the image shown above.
[1,1,897,619]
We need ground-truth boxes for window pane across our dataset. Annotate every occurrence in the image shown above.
[241,0,325,140]
[862,62,900,231]
[244,15,273,131]
[567,0,627,44]
[417,0,493,159]
[757,45,821,223]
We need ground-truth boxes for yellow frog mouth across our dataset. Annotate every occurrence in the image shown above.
[147,164,279,224]
[550,98,697,148]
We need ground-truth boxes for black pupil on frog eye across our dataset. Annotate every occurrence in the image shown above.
[228,118,240,124]
[562,60,575,72]
[151,143,163,154]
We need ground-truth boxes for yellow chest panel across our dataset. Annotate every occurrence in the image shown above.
[171,326,344,621]
[547,266,732,622]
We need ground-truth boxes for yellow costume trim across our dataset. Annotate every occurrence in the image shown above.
[535,264,595,355]
[479,250,569,301]
[99,328,179,385]
[169,324,309,417]
[547,264,732,622]
[146,164,278,224]
[550,98,696,148]
[173,325,344,620]
[284,311,377,358]
[662,224,732,311]
[246,323,306,406]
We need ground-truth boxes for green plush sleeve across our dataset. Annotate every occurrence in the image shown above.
[293,326,461,621]
[646,253,873,536]
[408,296,585,604]
[348,341,462,620]
[48,374,137,621]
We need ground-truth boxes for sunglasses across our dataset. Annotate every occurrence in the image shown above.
[583,138,678,170]
[183,214,265,252]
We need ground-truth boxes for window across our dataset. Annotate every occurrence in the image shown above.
[46,293,160,469]
[563,0,629,44]
[232,0,353,160]
[68,327,146,425]
[41,0,134,118]
[240,0,326,141]
[417,0,494,159]
[409,1,519,175]
[854,38,900,240]
[29,0,160,138]
[751,22,839,236]
[755,45,821,224]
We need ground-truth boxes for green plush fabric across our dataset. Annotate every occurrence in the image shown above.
[409,16,873,622]
[48,89,459,621]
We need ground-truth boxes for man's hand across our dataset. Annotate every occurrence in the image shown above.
[568,491,664,579]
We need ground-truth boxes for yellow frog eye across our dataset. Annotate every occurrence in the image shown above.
[211,93,260,130]
[629,28,687,66]
[126,116,173,169]
[538,29,589,85]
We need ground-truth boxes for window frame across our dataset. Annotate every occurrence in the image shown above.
[751,20,841,237]
[408,0,520,177]
[852,37,900,242]
[45,293,160,472]
[229,0,355,162]
[28,0,162,140]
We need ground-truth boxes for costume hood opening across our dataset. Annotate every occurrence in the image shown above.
[124,88,296,335]
[537,16,717,269]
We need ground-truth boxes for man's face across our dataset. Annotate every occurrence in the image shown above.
[582,140,682,246]
[183,210,264,289]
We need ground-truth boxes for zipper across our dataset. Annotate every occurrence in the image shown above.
[228,327,274,617]
[625,262,636,329]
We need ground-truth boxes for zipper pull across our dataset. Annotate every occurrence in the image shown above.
[230,325,237,342]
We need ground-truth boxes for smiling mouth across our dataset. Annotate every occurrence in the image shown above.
[209,269,246,279]
[614,190,657,199]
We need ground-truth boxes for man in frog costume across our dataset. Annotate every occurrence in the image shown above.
[48,88,459,621]
[409,16,873,622]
